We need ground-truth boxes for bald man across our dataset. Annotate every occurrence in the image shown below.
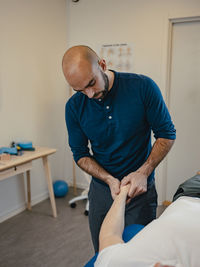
[62,45,176,252]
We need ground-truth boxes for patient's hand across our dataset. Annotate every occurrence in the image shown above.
[120,184,130,195]
[119,184,131,203]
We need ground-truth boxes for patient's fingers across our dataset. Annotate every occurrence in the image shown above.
[119,184,130,197]
[120,183,130,191]
[119,184,131,204]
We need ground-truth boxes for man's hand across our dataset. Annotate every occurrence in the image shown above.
[107,177,121,200]
[121,171,148,202]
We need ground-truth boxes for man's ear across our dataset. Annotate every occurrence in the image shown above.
[98,59,107,71]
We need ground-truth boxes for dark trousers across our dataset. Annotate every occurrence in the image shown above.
[88,179,158,252]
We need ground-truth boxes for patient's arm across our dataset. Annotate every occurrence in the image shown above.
[99,185,130,252]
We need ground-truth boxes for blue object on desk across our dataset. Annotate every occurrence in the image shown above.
[12,141,35,151]
[0,147,18,155]
[18,142,35,151]
[17,142,33,149]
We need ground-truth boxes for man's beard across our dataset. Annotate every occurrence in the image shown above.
[99,71,109,99]
[92,71,109,99]
[94,71,109,99]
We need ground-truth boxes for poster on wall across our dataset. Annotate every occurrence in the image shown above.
[98,43,134,72]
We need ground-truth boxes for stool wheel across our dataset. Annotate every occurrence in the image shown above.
[70,203,76,208]
[84,210,89,216]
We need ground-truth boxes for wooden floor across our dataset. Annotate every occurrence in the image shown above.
[0,188,93,267]
[0,187,165,267]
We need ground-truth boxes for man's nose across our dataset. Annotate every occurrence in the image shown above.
[85,88,95,98]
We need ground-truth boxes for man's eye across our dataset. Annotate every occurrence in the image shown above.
[73,88,83,92]
[90,80,96,87]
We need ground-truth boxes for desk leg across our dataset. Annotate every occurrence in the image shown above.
[42,156,57,218]
[26,170,32,211]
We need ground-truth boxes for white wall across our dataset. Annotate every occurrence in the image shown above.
[65,0,200,203]
[0,0,69,221]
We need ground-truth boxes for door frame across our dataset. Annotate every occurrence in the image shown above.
[165,15,200,107]
[161,14,200,202]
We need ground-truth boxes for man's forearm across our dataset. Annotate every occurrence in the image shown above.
[77,156,114,185]
[138,138,175,176]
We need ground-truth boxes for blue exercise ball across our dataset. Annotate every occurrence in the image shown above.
[53,180,69,197]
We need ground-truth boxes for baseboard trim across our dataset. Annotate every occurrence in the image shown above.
[0,191,49,223]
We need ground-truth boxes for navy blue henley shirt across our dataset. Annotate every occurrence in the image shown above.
[65,71,176,185]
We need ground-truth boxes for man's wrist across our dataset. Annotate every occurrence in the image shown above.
[137,161,153,177]
[105,175,116,186]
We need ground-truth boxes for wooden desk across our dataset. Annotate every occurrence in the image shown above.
[0,147,57,218]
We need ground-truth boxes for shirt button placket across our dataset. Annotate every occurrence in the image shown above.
[105,106,112,120]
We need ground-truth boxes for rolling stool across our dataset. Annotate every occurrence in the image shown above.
[69,172,91,216]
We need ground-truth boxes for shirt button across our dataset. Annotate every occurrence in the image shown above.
[108,116,112,119]
[98,99,102,102]
[106,106,110,109]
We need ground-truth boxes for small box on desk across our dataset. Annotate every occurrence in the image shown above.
[0,153,11,161]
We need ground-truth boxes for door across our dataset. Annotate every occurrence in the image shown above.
[166,19,200,200]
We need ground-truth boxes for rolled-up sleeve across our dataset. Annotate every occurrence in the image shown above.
[65,101,91,163]
[142,76,176,140]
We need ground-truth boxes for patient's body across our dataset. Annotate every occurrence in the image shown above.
[95,196,200,267]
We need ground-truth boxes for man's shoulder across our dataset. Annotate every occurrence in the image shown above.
[65,92,87,117]
[113,71,155,93]
[66,92,85,108]
[115,71,148,81]
[115,71,154,88]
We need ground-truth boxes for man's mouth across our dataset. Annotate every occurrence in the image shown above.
[93,92,103,99]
